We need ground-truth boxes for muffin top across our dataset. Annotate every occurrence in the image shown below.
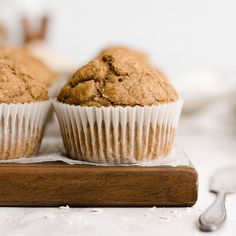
[0,46,58,87]
[57,49,178,107]
[0,59,48,104]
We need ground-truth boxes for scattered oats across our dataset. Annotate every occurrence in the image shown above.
[159,215,169,221]
[143,213,151,218]
[59,205,70,211]
[170,210,182,218]
[91,209,102,213]
[44,213,56,219]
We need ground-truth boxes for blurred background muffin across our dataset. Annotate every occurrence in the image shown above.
[0,58,48,103]
[0,58,51,160]
[0,46,59,88]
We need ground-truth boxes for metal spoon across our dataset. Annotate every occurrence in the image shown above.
[199,166,236,232]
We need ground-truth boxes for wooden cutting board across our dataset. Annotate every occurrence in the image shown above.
[0,162,198,207]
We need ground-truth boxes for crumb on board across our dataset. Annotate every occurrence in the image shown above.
[59,205,70,211]
[148,206,157,212]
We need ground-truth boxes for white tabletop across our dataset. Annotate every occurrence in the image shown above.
[0,100,236,236]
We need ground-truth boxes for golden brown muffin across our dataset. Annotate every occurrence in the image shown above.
[55,48,182,163]
[0,59,48,104]
[0,46,58,87]
[58,49,178,106]
[0,58,50,160]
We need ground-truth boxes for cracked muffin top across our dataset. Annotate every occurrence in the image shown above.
[0,59,48,104]
[0,46,58,87]
[57,48,178,107]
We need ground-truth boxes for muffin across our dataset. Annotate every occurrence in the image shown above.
[0,59,51,160]
[54,48,183,164]
[0,46,59,88]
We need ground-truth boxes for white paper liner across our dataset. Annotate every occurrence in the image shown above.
[53,99,183,164]
[0,100,51,160]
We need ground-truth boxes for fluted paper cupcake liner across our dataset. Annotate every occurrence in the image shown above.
[54,99,183,164]
[0,100,51,160]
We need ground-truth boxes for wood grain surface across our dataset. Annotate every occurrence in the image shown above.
[0,163,198,207]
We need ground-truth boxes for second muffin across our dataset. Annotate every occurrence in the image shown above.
[55,48,183,163]
[0,59,51,160]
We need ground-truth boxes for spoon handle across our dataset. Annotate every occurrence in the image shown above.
[199,191,226,232]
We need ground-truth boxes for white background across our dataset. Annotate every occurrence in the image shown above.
[1,0,236,78]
